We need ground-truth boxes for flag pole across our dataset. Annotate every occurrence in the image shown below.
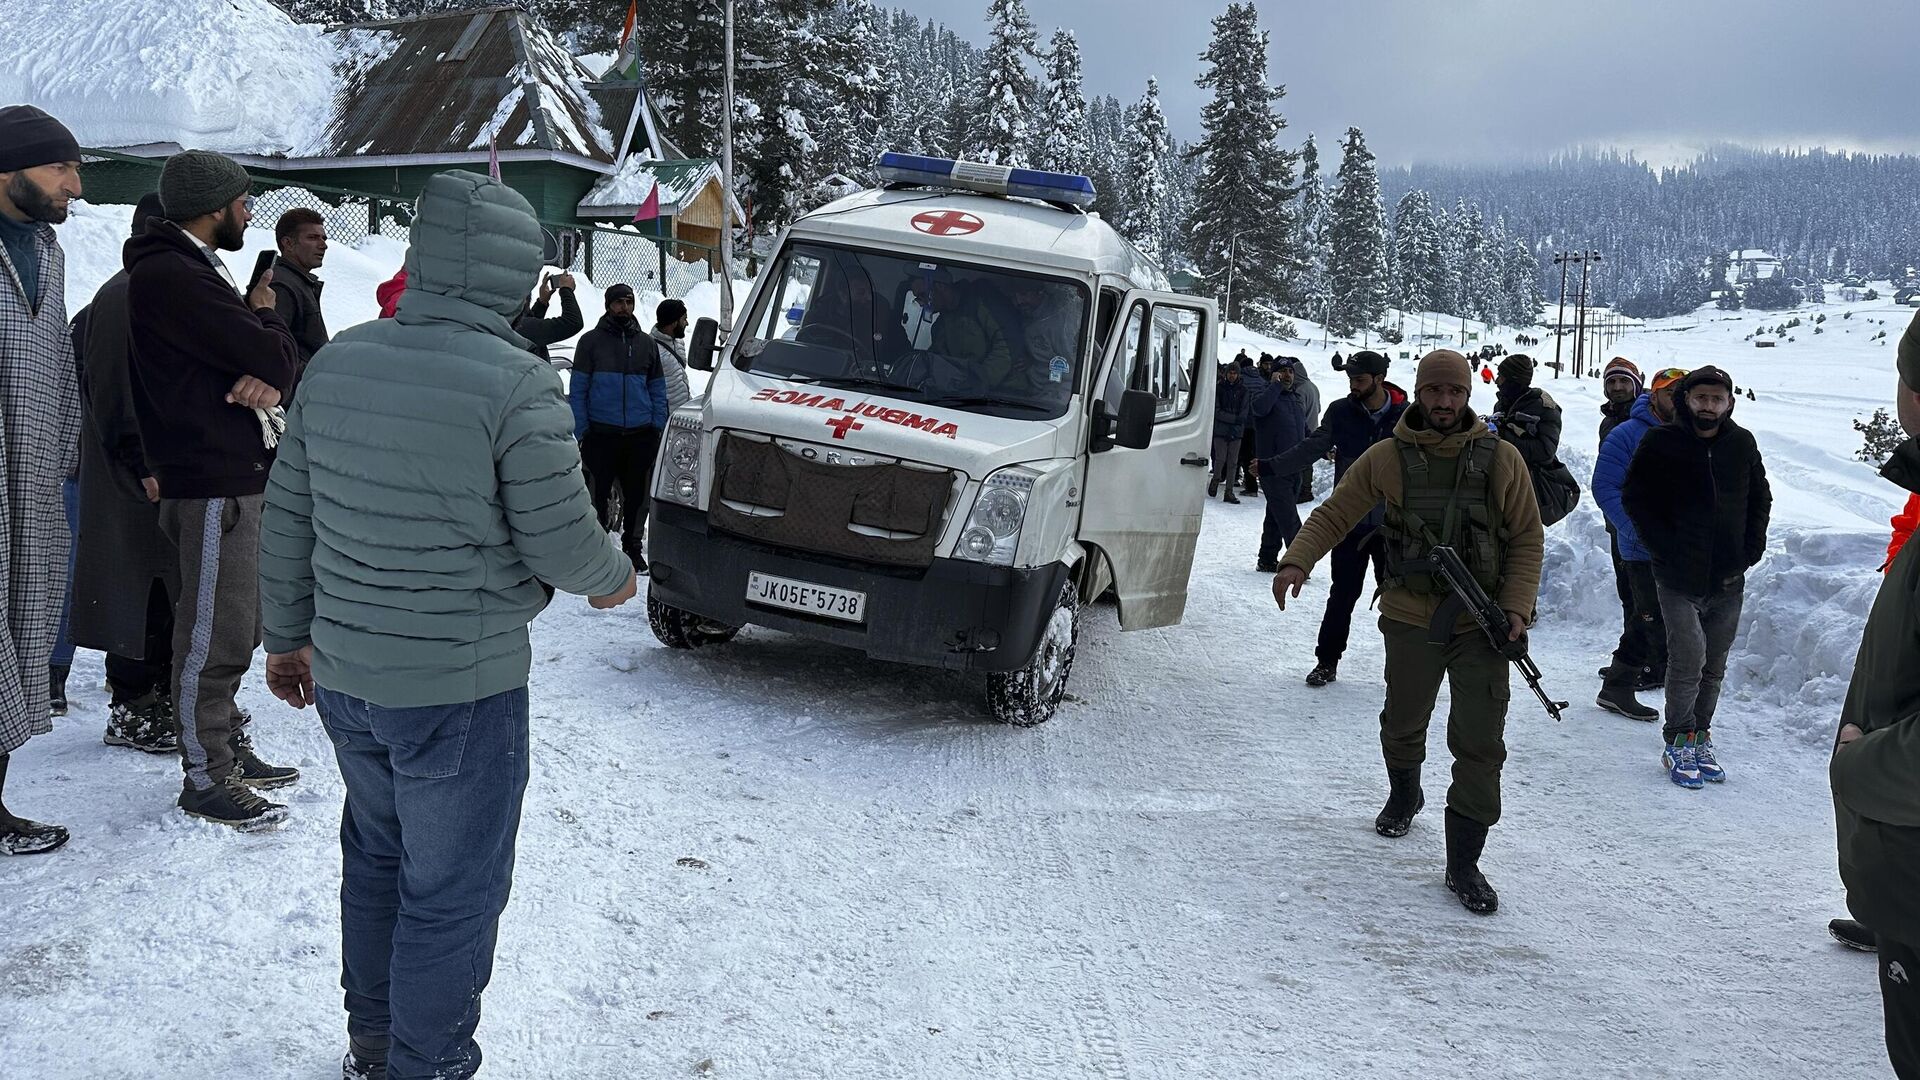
[719,0,736,330]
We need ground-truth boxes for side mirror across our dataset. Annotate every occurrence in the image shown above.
[1114,389,1155,450]
[687,316,720,372]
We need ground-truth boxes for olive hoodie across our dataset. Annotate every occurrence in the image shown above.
[1279,405,1546,634]
[1833,436,1920,945]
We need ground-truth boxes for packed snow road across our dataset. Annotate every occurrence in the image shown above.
[0,486,1885,1079]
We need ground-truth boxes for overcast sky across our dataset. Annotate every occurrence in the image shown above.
[890,0,1919,168]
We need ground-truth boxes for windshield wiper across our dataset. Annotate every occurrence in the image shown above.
[920,395,1055,413]
[812,374,926,397]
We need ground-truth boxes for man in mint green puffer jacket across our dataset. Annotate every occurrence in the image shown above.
[258,170,635,1080]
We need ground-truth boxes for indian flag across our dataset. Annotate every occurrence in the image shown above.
[612,1,641,81]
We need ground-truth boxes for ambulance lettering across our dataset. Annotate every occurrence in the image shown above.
[754,386,959,438]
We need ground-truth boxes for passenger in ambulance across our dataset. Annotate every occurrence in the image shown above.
[804,261,907,372]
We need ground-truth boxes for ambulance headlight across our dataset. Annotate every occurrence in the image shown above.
[956,468,1036,566]
[659,420,702,505]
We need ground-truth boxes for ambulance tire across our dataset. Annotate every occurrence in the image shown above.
[648,587,739,650]
[986,580,1079,728]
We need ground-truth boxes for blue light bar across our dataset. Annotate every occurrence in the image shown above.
[875,152,1097,209]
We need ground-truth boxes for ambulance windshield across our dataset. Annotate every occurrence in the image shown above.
[736,241,1090,420]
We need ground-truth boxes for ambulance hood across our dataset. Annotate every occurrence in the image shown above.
[708,370,1073,479]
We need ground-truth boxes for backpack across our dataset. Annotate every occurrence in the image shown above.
[1530,458,1581,527]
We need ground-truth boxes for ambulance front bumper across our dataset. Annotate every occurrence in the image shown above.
[647,502,1070,673]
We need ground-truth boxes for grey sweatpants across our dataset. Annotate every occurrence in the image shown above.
[1656,579,1744,740]
[158,495,263,791]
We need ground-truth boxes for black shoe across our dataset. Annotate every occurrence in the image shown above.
[0,816,70,856]
[1830,918,1878,953]
[1595,684,1659,722]
[1207,479,1219,497]
[179,775,289,831]
[1305,662,1338,688]
[1375,767,1425,838]
[1256,559,1279,573]
[1444,809,1499,914]
[105,693,179,754]
[1635,668,1666,693]
[228,727,299,790]
[343,1034,390,1080]
[48,664,69,718]
[1223,493,1241,504]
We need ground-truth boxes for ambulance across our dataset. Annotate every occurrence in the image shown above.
[644,154,1217,726]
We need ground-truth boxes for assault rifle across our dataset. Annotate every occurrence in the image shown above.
[1426,545,1568,722]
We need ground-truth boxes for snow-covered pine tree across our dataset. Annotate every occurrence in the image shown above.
[1324,127,1391,337]
[1032,29,1091,175]
[274,0,394,23]
[1431,202,1461,316]
[1121,78,1170,260]
[1186,2,1298,330]
[1391,189,1447,316]
[1503,237,1544,328]
[1086,95,1131,235]
[971,0,1039,166]
[1291,134,1329,319]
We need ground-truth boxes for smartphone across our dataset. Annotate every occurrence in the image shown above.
[246,250,276,293]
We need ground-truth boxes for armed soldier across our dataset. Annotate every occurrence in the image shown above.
[1272,349,1545,914]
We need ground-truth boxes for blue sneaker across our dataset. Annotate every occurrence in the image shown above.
[1695,736,1726,783]
[1664,734,1703,789]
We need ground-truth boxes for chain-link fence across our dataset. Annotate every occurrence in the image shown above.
[79,148,722,298]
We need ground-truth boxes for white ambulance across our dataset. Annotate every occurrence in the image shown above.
[645,154,1218,726]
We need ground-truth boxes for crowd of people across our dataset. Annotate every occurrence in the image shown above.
[2,98,1918,1078]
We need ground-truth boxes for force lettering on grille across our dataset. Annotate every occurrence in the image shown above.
[746,572,868,624]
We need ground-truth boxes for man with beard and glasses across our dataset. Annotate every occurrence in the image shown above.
[1273,349,1544,914]
[126,150,302,830]
[0,104,84,854]
[1260,350,1408,687]
[1622,365,1771,790]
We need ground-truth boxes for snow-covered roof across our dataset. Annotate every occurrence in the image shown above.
[0,0,336,156]
[579,157,719,216]
[1730,249,1780,262]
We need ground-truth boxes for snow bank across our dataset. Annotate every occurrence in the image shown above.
[0,0,336,155]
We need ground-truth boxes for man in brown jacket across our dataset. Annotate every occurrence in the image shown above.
[1273,349,1545,914]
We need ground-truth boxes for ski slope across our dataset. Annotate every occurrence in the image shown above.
[0,210,1906,1078]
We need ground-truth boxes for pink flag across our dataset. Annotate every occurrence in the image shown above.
[631,180,660,222]
[488,132,501,181]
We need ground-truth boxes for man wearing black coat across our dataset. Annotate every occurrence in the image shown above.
[1488,354,1580,526]
[69,193,178,755]
[1262,350,1408,687]
[1622,365,1771,787]
[513,270,584,363]
[268,207,330,368]
[1209,363,1250,503]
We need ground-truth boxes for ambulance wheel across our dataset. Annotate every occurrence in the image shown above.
[986,581,1079,728]
[648,586,738,650]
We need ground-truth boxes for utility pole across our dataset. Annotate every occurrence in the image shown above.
[1552,252,1575,378]
[719,0,737,330]
[1572,250,1602,378]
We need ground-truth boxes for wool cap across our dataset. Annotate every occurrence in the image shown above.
[1497,354,1535,387]
[1603,356,1644,394]
[159,150,251,221]
[604,283,635,304]
[1415,349,1473,392]
[0,105,80,172]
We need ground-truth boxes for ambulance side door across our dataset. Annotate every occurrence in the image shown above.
[1079,291,1217,629]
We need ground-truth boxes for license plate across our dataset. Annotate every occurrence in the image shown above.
[746,572,867,624]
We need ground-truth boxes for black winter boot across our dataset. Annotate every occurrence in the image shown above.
[1374,766,1425,837]
[343,1033,390,1080]
[1305,661,1338,688]
[1595,683,1658,722]
[1444,808,1499,914]
[1829,918,1878,953]
[48,664,69,718]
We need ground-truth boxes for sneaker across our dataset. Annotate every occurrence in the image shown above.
[0,816,70,856]
[1305,662,1338,688]
[229,727,299,790]
[104,694,179,754]
[1664,734,1703,790]
[48,664,69,718]
[1695,736,1726,783]
[1256,559,1279,573]
[179,775,289,831]
[1595,684,1658,722]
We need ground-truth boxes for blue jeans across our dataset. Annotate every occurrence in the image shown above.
[316,685,531,1080]
[53,478,77,668]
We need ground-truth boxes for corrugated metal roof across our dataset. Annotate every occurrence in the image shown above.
[578,157,719,215]
[315,6,618,163]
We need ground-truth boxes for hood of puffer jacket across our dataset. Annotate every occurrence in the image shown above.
[400,170,542,320]
[1395,402,1493,454]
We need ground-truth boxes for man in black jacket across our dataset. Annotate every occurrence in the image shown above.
[1622,365,1771,789]
[513,270,583,363]
[127,150,302,830]
[269,207,329,368]
[70,193,178,755]
[1262,350,1408,687]
[1488,354,1579,526]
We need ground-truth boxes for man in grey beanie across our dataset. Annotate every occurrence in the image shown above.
[0,104,84,854]
[126,149,302,830]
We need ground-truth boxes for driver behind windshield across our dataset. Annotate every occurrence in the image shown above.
[911,268,1016,386]
[1010,280,1079,404]
[805,261,908,371]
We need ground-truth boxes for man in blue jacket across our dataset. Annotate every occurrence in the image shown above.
[1591,367,1685,722]
[569,283,667,573]
[1262,350,1408,686]
[1210,362,1251,503]
[1250,357,1311,570]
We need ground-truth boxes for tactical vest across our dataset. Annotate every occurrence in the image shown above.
[1381,437,1506,596]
